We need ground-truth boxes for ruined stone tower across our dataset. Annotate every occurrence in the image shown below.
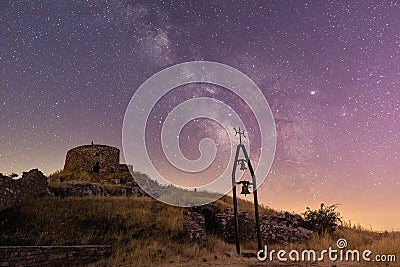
[64,144,120,173]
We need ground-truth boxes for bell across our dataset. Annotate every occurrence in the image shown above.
[240,184,251,196]
[240,182,251,196]
[238,160,247,171]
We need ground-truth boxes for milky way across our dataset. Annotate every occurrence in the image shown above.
[0,1,399,230]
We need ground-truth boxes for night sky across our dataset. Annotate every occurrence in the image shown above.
[1,1,399,230]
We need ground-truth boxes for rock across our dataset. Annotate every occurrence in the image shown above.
[183,210,207,245]
[293,214,302,221]
[0,169,49,211]
[298,227,313,236]
[50,180,146,198]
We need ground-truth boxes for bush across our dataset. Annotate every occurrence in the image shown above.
[303,203,342,237]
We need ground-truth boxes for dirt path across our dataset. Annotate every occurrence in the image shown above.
[162,255,368,267]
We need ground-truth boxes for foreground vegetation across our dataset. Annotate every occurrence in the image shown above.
[0,195,398,266]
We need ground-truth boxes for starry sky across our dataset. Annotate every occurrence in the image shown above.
[1,1,399,230]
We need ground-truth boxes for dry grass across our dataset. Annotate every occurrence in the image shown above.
[0,194,398,266]
[251,226,399,266]
[0,196,238,266]
[215,195,279,216]
[48,169,93,182]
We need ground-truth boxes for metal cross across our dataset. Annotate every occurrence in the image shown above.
[234,127,246,144]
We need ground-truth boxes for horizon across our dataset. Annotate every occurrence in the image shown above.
[2,160,399,233]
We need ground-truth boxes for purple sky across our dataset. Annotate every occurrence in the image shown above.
[1,1,399,230]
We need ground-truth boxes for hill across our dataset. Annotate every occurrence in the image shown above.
[0,171,398,266]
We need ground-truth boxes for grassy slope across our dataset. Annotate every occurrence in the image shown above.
[1,195,398,266]
[0,171,398,266]
[0,196,241,266]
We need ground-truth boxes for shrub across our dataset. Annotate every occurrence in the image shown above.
[303,203,342,237]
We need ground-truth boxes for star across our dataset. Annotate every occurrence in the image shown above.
[0,0,398,230]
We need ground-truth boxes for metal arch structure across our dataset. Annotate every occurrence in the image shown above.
[231,128,262,255]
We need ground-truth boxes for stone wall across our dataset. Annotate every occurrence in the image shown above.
[0,245,111,266]
[184,205,312,246]
[64,145,120,173]
[0,169,49,211]
[220,212,313,244]
[183,211,207,245]
[50,182,146,198]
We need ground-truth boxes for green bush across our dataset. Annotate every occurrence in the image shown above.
[303,203,342,237]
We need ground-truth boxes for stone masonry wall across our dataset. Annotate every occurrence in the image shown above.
[183,211,207,245]
[64,145,120,173]
[0,169,49,211]
[50,182,146,198]
[0,245,111,266]
[184,205,313,246]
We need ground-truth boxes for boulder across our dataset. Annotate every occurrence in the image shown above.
[0,169,49,211]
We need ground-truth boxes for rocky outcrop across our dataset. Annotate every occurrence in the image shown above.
[0,169,49,211]
[184,205,312,246]
[50,182,146,198]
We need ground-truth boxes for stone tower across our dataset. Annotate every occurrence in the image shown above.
[64,144,120,173]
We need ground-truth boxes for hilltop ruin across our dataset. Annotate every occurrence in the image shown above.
[64,143,132,173]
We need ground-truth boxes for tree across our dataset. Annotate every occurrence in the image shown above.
[303,203,342,237]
